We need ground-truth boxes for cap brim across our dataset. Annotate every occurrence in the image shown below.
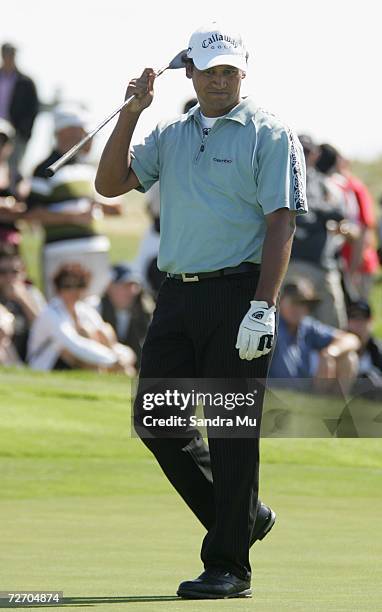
[193,54,247,72]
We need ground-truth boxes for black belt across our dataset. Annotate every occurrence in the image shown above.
[166,262,260,282]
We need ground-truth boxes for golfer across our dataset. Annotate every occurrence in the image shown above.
[96,21,307,599]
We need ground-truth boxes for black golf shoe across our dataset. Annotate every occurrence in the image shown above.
[177,568,251,599]
[250,503,276,545]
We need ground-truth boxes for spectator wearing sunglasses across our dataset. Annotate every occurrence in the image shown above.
[27,262,136,373]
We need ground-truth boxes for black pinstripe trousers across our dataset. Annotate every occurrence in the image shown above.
[133,271,271,580]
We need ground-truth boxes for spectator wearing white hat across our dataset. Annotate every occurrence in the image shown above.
[25,103,122,299]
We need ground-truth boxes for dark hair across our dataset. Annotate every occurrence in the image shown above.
[183,98,198,113]
[347,300,372,320]
[1,43,16,55]
[316,143,339,175]
[53,263,91,291]
[0,133,10,147]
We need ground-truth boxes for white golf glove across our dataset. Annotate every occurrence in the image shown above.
[236,300,276,360]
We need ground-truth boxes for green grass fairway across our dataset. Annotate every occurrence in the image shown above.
[1,369,382,611]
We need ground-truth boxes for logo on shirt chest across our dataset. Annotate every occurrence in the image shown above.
[212,157,233,164]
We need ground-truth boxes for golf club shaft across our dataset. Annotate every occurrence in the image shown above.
[46,65,168,177]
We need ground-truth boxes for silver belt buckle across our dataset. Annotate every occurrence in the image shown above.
[181,273,199,282]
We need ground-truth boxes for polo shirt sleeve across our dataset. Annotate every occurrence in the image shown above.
[130,127,160,193]
[256,126,308,216]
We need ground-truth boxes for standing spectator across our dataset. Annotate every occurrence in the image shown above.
[27,263,136,373]
[377,195,382,265]
[338,157,378,300]
[25,103,120,299]
[0,43,39,184]
[269,279,360,395]
[0,118,28,249]
[317,145,379,301]
[285,135,348,328]
[0,246,45,362]
[98,264,154,366]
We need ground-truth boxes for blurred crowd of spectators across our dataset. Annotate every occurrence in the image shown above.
[269,137,382,400]
[0,41,381,401]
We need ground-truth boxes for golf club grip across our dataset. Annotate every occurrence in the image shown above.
[45,94,136,177]
[45,133,93,177]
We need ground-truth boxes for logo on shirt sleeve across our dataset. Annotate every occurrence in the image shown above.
[287,128,307,211]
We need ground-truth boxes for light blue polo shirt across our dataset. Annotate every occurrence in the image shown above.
[131,97,307,274]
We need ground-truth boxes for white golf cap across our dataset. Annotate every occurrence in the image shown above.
[186,21,248,71]
[53,103,90,133]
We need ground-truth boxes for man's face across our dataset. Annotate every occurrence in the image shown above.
[186,63,245,116]
[0,256,23,292]
[347,317,371,345]
[1,48,16,72]
[280,296,310,328]
[107,282,140,309]
[0,135,13,163]
[56,126,89,154]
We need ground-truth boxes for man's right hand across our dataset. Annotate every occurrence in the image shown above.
[124,68,156,114]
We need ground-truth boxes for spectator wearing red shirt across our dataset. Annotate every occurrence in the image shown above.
[337,158,379,299]
[317,145,379,301]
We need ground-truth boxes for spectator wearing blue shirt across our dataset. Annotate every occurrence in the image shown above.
[269,278,360,394]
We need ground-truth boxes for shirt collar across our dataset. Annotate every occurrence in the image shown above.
[185,97,257,126]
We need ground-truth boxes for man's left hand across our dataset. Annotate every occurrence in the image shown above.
[236,300,276,360]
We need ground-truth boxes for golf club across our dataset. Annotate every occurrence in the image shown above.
[45,49,188,177]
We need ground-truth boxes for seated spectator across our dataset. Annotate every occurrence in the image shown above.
[347,300,382,401]
[0,118,28,249]
[269,279,360,395]
[0,246,45,361]
[98,264,154,367]
[25,103,122,299]
[0,303,20,365]
[27,263,136,373]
